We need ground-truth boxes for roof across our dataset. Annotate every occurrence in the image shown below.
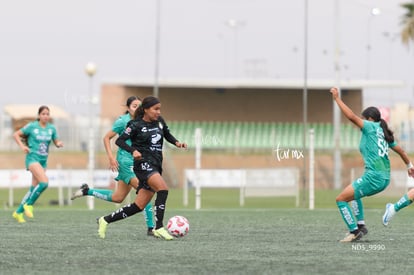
[102,77,406,90]
[4,104,70,120]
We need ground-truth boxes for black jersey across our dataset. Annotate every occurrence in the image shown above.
[115,117,178,168]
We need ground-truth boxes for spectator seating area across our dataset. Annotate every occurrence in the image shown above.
[167,121,360,150]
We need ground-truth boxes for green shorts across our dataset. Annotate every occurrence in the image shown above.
[25,153,47,169]
[114,158,136,185]
[352,171,390,200]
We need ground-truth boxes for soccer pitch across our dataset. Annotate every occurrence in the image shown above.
[2,204,414,275]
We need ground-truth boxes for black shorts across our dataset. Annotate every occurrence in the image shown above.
[134,160,162,191]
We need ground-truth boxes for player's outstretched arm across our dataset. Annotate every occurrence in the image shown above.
[391,145,414,177]
[329,87,363,129]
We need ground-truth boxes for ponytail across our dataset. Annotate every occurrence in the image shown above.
[380,119,394,143]
[362,106,394,143]
[133,105,144,120]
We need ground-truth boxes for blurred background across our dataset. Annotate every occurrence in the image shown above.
[1,0,414,208]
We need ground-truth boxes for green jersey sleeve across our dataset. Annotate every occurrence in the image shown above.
[112,114,131,135]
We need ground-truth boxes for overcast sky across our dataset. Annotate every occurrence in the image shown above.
[0,0,412,116]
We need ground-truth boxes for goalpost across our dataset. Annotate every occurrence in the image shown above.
[182,127,203,209]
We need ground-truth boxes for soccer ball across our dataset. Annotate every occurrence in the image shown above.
[167,215,190,237]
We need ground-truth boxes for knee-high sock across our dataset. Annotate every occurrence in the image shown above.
[103,203,142,224]
[154,190,168,229]
[337,201,358,232]
[394,194,413,212]
[87,189,113,202]
[16,186,34,213]
[350,199,364,223]
[143,202,154,229]
[26,182,48,205]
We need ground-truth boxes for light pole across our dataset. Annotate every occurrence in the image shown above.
[302,0,309,207]
[333,0,342,190]
[225,19,246,78]
[154,0,161,98]
[85,62,97,210]
[366,7,381,79]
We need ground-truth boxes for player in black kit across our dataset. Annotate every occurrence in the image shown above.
[97,96,187,240]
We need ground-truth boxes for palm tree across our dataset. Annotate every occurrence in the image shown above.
[401,2,414,46]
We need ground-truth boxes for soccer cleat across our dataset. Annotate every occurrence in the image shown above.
[70,183,89,200]
[12,212,26,223]
[358,224,368,236]
[147,228,154,236]
[153,227,174,240]
[97,217,108,239]
[339,230,363,243]
[382,203,396,226]
[23,204,34,218]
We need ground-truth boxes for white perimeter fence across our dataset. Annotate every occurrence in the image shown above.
[0,169,116,208]
[183,168,300,209]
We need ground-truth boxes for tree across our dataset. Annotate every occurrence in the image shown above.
[401,2,414,46]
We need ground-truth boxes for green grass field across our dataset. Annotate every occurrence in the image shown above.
[1,187,404,210]
[2,188,414,274]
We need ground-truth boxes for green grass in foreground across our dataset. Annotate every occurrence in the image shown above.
[0,188,404,210]
[2,208,414,275]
